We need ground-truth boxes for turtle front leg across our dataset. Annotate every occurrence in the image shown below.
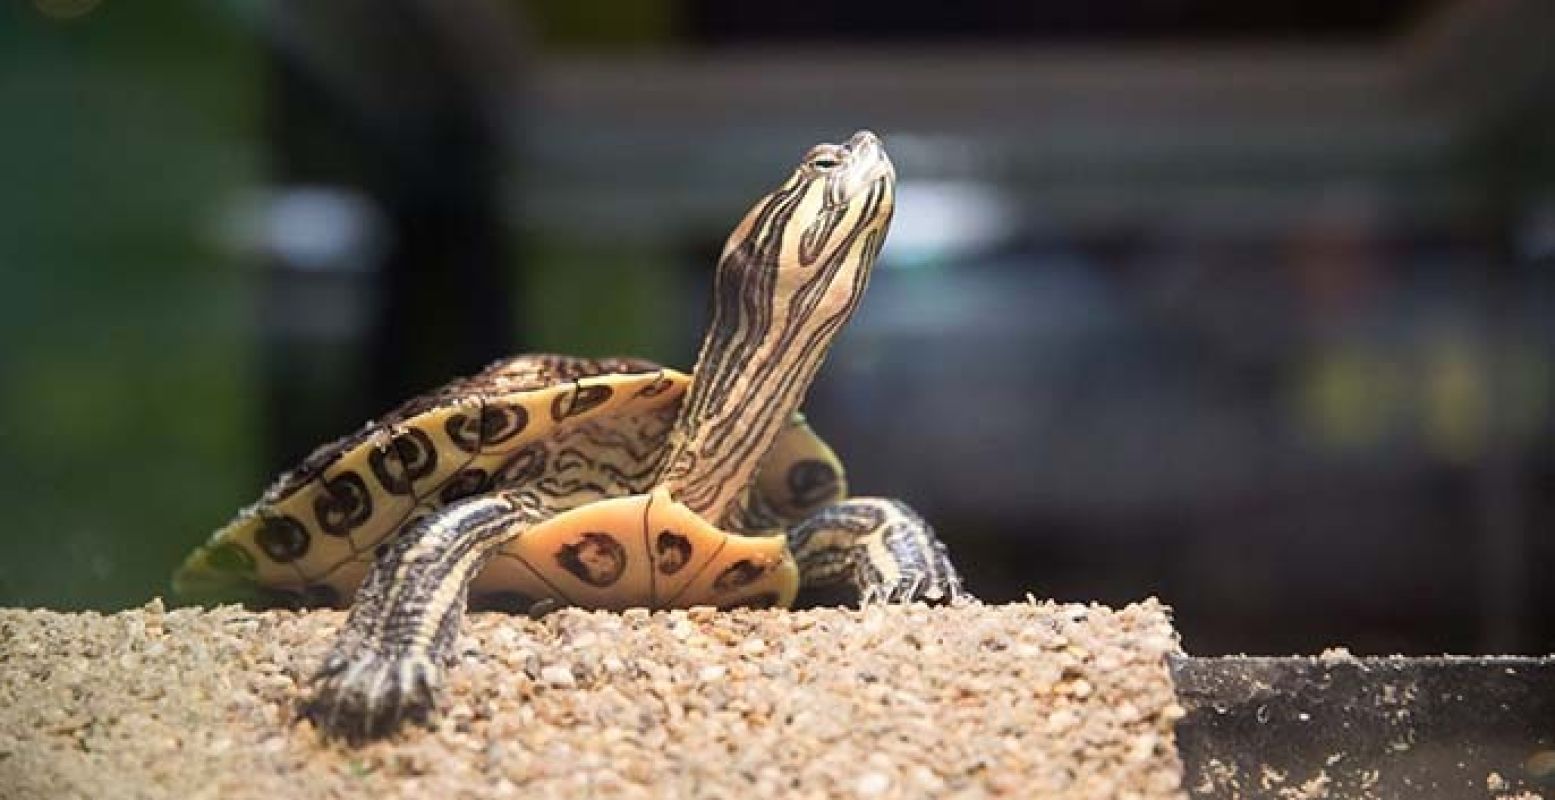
[789,498,970,606]
[301,491,549,743]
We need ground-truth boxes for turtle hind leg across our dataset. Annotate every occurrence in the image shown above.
[301,492,550,744]
[789,498,971,607]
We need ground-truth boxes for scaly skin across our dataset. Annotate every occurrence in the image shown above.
[303,492,547,743]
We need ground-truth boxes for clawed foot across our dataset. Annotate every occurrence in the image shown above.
[300,647,442,744]
[859,568,971,605]
[859,537,972,606]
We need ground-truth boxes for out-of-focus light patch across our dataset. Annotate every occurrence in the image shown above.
[1517,199,1555,262]
[1296,345,1405,452]
[1506,345,1553,439]
[217,186,387,272]
[880,132,985,175]
[881,180,1014,270]
[1421,334,1489,464]
[33,0,101,20]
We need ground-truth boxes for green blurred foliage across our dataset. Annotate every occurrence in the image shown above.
[523,241,681,363]
[0,1,261,610]
[524,0,680,50]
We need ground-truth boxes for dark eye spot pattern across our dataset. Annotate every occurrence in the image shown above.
[369,443,410,495]
[787,459,841,509]
[713,559,767,592]
[254,514,310,563]
[654,530,692,575]
[550,383,614,422]
[445,410,483,453]
[369,428,438,494]
[478,404,528,447]
[635,374,676,398]
[556,532,627,587]
[493,443,547,487]
[314,472,372,536]
[438,468,490,505]
[445,402,527,454]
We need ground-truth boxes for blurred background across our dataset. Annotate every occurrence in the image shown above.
[1,0,1550,656]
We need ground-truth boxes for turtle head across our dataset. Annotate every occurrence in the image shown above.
[661,131,896,522]
[716,129,895,319]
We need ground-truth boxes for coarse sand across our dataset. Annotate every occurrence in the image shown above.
[0,599,1185,799]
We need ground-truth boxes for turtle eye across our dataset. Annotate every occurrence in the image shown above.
[809,156,841,171]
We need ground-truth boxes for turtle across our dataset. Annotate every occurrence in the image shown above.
[173,130,968,743]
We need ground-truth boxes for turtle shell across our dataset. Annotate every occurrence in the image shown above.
[174,354,846,608]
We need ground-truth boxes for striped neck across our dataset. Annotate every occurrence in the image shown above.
[657,131,895,524]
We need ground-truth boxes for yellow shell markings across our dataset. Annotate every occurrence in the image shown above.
[473,487,798,610]
[244,133,975,747]
[173,367,690,603]
[174,363,839,608]
[181,133,906,621]
[740,413,847,526]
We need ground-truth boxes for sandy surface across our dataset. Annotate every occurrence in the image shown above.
[0,599,1185,799]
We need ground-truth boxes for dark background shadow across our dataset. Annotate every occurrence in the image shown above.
[1,0,1550,656]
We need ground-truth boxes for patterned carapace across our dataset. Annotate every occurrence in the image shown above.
[174,131,969,744]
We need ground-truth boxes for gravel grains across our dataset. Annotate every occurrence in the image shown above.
[0,599,1185,799]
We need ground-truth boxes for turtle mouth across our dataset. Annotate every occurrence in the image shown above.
[835,130,894,201]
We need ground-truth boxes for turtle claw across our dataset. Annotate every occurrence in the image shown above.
[795,497,973,609]
[861,573,924,606]
[301,649,441,744]
[860,564,969,607]
[862,528,972,606]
